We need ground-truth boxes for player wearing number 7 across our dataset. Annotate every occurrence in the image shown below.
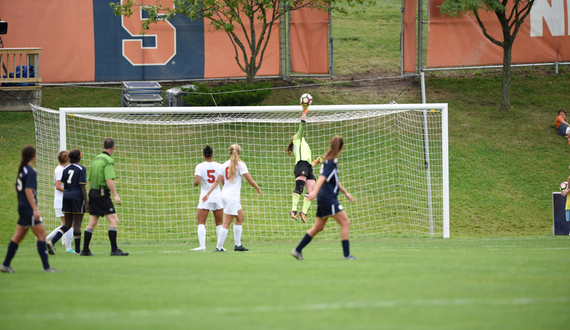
[190,145,224,251]
[202,144,262,252]
[286,102,323,223]
[46,148,88,255]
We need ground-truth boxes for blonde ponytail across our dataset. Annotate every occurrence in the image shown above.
[228,144,241,182]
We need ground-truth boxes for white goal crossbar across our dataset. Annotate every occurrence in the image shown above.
[34,103,449,242]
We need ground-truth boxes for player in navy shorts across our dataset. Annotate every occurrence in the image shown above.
[47,149,88,255]
[291,136,358,260]
[1,145,57,273]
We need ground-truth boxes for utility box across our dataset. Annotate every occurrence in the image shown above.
[123,93,163,107]
[552,192,570,235]
[165,84,197,107]
[122,81,162,107]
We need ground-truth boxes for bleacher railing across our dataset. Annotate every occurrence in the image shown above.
[0,48,41,86]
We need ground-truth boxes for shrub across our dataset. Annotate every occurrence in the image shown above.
[182,82,272,106]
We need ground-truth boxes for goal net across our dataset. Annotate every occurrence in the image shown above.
[31,104,449,243]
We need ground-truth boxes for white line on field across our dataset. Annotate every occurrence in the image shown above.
[1,297,567,320]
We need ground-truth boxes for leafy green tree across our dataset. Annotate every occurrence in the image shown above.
[112,0,374,84]
[440,0,536,111]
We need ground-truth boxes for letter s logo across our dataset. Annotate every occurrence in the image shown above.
[121,0,176,65]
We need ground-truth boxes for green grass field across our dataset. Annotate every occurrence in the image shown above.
[1,238,568,329]
[2,3,570,329]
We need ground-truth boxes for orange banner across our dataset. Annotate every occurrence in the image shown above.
[427,0,570,68]
[0,0,95,83]
[403,0,417,73]
[289,8,329,74]
[203,16,281,79]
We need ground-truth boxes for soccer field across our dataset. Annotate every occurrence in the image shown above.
[1,237,568,329]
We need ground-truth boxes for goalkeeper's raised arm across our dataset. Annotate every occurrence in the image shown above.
[285,110,317,223]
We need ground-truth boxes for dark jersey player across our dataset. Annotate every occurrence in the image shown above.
[1,145,57,273]
[291,136,358,260]
[47,149,88,255]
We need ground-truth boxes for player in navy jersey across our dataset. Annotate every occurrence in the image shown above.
[47,149,88,255]
[1,145,57,273]
[291,136,358,260]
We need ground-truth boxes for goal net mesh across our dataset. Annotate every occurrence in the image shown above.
[32,105,445,243]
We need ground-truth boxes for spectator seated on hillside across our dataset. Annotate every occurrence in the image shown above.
[556,109,570,145]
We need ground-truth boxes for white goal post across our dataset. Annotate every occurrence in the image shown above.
[32,103,449,243]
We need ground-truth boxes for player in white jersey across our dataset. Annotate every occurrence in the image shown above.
[202,144,261,252]
[46,151,75,253]
[190,145,224,251]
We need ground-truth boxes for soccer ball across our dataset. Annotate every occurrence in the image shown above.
[300,93,313,106]
[561,182,568,190]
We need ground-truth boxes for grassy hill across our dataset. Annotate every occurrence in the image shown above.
[1,3,570,242]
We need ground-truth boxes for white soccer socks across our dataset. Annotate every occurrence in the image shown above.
[197,224,206,248]
[46,226,60,243]
[64,229,73,251]
[233,225,243,247]
[217,227,229,250]
[216,225,222,237]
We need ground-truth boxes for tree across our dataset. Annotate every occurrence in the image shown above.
[112,0,374,85]
[440,0,535,111]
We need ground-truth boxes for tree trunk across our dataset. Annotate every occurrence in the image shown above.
[246,54,257,84]
[500,41,512,112]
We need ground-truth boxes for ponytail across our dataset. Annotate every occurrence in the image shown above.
[286,136,294,157]
[324,136,344,161]
[68,148,81,164]
[228,144,241,182]
[203,145,213,158]
[18,145,36,175]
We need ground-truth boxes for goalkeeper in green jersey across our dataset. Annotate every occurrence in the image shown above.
[286,106,323,223]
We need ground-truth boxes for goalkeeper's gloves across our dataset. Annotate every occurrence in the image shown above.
[302,104,309,114]
[312,156,323,166]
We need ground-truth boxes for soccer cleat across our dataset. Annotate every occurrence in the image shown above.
[0,264,14,273]
[66,249,76,254]
[79,250,94,256]
[234,245,249,252]
[290,210,298,221]
[42,267,60,273]
[214,248,225,252]
[299,212,307,223]
[190,246,206,251]
[46,241,55,255]
[342,255,359,260]
[110,248,129,256]
[291,248,303,260]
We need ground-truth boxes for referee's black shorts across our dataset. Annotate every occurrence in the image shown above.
[294,161,316,180]
[89,189,116,216]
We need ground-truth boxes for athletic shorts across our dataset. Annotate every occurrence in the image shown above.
[557,123,570,136]
[294,161,316,181]
[316,197,344,218]
[197,200,223,211]
[62,196,86,214]
[17,207,43,227]
[89,189,116,216]
[54,207,64,218]
[222,198,242,216]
